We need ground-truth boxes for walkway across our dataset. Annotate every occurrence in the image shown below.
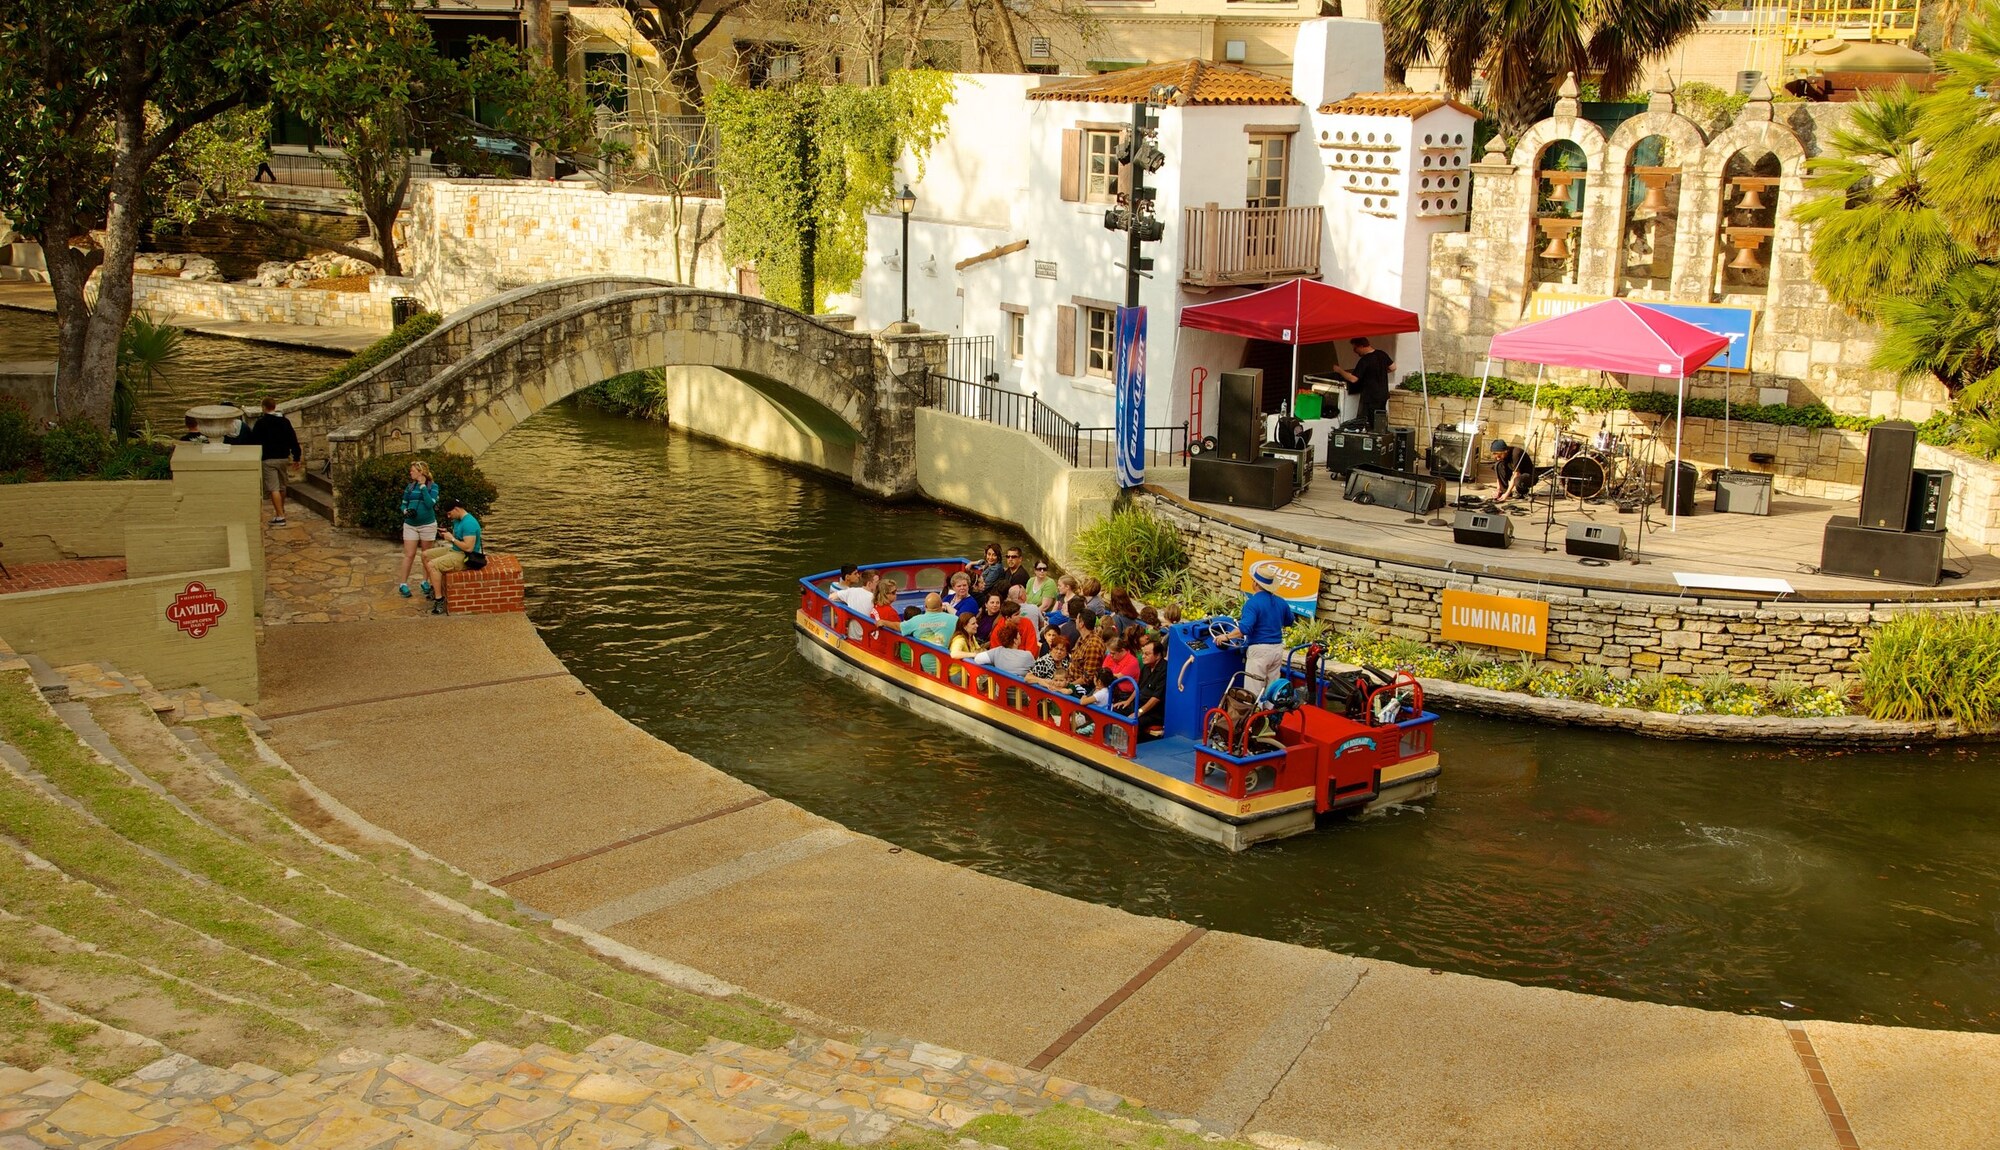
[0,283,380,354]
[249,610,2000,1147]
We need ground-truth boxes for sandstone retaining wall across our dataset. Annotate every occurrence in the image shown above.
[133,275,397,330]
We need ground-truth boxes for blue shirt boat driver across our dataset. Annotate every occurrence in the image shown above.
[1222,567,1294,692]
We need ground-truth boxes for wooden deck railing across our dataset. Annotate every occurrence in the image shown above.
[1181,203,1323,288]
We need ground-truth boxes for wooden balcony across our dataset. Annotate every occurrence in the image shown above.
[1181,203,1323,288]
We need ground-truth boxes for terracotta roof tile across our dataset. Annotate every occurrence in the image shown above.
[1027,59,1299,107]
[1317,92,1480,118]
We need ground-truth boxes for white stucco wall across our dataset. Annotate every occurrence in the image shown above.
[914,409,1122,569]
[660,366,857,479]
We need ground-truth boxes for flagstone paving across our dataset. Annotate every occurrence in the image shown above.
[260,510,439,625]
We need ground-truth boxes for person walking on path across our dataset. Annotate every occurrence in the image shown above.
[396,461,441,598]
[421,500,483,616]
[225,397,302,525]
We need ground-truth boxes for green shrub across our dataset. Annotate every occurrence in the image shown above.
[1400,371,1881,434]
[1858,611,2000,727]
[573,369,670,420]
[290,311,442,401]
[1074,506,1188,599]
[39,418,111,480]
[98,441,174,481]
[340,450,498,539]
[0,398,34,471]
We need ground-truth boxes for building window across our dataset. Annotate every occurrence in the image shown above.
[1009,311,1028,360]
[583,52,629,116]
[1246,134,1288,208]
[1083,306,1115,377]
[738,40,803,88]
[1085,129,1123,204]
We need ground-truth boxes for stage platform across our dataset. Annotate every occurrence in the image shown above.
[1152,471,2000,603]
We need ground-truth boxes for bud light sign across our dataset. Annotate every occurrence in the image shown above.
[1114,305,1146,489]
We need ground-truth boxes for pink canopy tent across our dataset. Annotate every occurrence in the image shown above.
[1467,299,1731,527]
[1178,277,1432,434]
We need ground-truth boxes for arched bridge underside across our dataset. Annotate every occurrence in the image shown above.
[320,287,942,517]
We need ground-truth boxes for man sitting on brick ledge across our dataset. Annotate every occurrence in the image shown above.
[422,500,484,616]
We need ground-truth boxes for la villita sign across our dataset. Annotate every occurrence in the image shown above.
[166,581,228,639]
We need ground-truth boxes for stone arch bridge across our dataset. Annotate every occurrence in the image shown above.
[285,276,944,523]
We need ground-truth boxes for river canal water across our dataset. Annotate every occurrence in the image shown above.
[7,307,1996,1033]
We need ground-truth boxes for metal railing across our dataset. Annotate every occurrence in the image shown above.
[1076,425,1192,470]
[946,335,997,385]
[1181,203,1323,287]
[924,371,1189,471]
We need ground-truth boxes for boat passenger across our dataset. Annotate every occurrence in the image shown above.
[974,592,1007,646]
[1104,637,1138,684]
[901,593,959,648]
[834,568,878,620]
[969,627,1035,676]
[944,571,979,615]
[999,600,1039,656]
[1057,596,1089,642]
[1008,584,1045,633]
[1122,635,1168,740]
[1161,602,1183,627]
[950,613,984,657]
[1028,633,1071,684]
[873,577,904,624]
[1063,611,1105,687]
[1079,577,1108,616]
[1026,562,1061,614]
[1106,588,1141,633]
[1219,566,1293,692]
[984,546,1031,600]
[971,543,1003,594]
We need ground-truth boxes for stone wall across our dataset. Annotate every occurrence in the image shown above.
[1424,82,1945,425]
[915,410,1129,571]
[401,180,734,314]
[132,275,397,330]
[1135,486,2000,689]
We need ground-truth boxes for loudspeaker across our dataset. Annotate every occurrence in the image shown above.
[1326,430,1388,477]
[1859,420,1919,531]
[1261,444,1314,494]
[1820,515,1943,586]
[1564,521,1626,560]
[1714,470,1773,516]
[1389,427,1415,472]
[1189,456,1294,510]
[1429,427,1478,480]
[1217,369,1262,462]
[1909,468,1951,533]
[1663,460,1698,517]
[1344,466,1445,515]
[1453,509,1513,549]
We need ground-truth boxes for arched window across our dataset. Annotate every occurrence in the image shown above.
[1715,149,1781,299]
[1617,135,1680,297]
[1531,141,1588,288]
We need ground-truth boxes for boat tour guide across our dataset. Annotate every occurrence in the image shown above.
[1217,566,1294,692]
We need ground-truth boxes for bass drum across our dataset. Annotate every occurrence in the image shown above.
[1558,453,1608,500]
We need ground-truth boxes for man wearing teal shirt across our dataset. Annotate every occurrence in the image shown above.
[422,500,484,616]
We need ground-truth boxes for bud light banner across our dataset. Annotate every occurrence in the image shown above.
[1114,305,1146,488]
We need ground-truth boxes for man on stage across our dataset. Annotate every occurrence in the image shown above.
[1489,437,1540,501]
[1333,337,1396,430]
[1219,567,1293,693]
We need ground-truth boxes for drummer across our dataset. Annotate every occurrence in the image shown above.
[1489,438,1540,500]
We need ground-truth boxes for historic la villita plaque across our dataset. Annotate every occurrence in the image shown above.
[166,581,228,639]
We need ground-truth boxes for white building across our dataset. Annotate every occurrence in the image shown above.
[857,17,1476,441]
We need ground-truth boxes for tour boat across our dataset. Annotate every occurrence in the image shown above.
[795,559,1442,850]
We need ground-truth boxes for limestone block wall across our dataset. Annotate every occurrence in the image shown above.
[1424,86,1945,426]
[132,276,396,329]
[1135,487,2000,689]
[401,180,733,314]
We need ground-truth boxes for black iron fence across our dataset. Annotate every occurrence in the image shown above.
[924,370,1189,471]
[1076,424,1192,470]
[945,335,997,385]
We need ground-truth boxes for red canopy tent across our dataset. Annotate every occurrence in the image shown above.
[1178,278,1430,437]
[1468,299,1731,527]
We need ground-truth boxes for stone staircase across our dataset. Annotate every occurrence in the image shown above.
[0,644,1148,1148]
[285,467,336,521]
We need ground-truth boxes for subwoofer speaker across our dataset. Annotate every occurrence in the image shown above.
[1820,514,1943,586]
[1344,466,1445,515]
[1453,509,1513,549]
[1859,420,1919,531]
[1564,521,1625,560]
[1189,456,1294,510]
[1217,369,1262,462]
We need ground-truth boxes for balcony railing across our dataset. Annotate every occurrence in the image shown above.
[1181,203,1323,288]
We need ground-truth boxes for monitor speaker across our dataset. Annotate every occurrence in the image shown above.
[1429,427,1478,480]
[1820,515,1943,586]
[1909,468,1951,533]
[1859,420,1918,531]
[1564,521,1625,560]
[1453,509,1513,549]
[1189,456,1294,510]
[1663,461,1698,517]
[1345,466,1445,515]
[1217,369,1262,462]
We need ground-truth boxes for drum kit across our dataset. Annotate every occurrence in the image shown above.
[1549,426,1657,509]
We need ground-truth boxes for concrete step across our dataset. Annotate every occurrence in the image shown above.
[287,473,335,520]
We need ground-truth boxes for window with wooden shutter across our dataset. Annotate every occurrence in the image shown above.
[1060,130,1081,202]
[1056,304,1077,375]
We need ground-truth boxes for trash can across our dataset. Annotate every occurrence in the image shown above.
[1293,391,1323,420]
[391,296,422,327]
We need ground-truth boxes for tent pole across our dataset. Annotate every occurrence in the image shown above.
[1524,364,1545,459]
[1418,341,1434,453]
[1671,373,1686,532]
[1461,359,1493,487]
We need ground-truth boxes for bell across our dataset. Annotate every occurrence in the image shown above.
[1640,178,1669,213]
[1736,182,1766,211]
[1543,229,1572,261]
[1728,238,1763,271]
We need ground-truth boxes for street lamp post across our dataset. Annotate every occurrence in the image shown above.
[896,184,917,326]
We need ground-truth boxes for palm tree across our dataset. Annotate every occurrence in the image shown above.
[1873,263,2000,407]
[1918,0,2000,250]
[114,313,186,442]
[1382,0,1711,140]
[1796,89,1972,319]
